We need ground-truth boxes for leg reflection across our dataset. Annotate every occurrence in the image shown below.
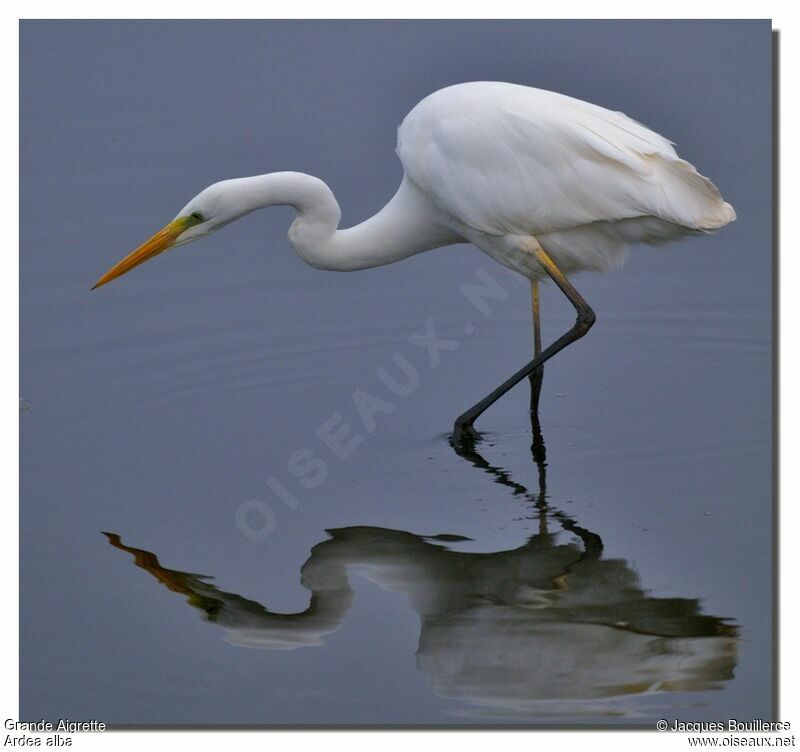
[450,400,602,562]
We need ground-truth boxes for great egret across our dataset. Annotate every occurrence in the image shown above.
[93,81,735,441]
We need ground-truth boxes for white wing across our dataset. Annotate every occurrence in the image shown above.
[397,82,735,239]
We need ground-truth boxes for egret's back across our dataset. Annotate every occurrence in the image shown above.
[397,82,734,274]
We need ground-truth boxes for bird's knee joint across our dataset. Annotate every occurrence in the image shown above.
[511,235,542,256]
[575,307,596,333]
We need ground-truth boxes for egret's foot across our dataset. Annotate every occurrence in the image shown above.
[452,419,480,446]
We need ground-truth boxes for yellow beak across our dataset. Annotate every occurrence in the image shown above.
[92,216,195,290]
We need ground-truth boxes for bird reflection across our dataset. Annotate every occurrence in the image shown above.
[104,407,738,718]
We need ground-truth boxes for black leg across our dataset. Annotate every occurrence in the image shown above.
[529,370,547,466]
[453,243,595,444]
[528,278,547,465]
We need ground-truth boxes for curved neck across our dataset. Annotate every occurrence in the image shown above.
[233,172,461,272]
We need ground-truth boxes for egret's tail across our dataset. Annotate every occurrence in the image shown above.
[645,156,736,232]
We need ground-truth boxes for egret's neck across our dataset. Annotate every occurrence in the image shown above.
[234,172,461,272]
[227,171,341,246]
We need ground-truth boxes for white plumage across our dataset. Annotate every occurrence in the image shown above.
[397,82,735,278]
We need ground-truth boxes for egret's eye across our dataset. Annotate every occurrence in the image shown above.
[190,211,204,222]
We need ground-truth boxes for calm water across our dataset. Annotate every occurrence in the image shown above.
[20,21,773,727]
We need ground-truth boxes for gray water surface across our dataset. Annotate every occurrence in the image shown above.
[20,20,772,726]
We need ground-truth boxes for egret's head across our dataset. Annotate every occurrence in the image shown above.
[91,181,246,290]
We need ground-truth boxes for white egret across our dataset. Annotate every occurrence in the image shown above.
[93,81,735,441]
